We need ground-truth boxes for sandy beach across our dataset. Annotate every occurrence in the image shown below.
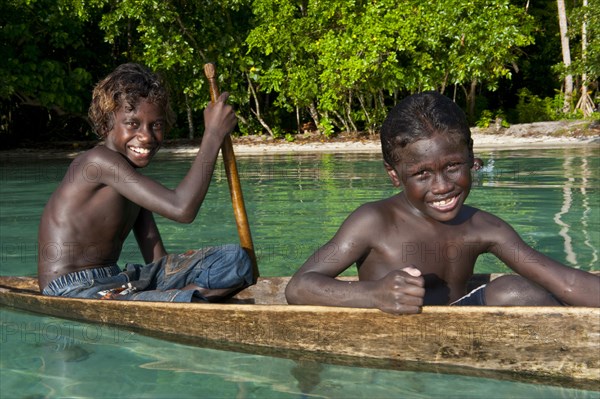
[162,120,600,156]
[2,120,598,159]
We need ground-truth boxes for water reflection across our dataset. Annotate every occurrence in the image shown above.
[1,148,599,397]
[0,149,598,277]
[578,156,598,268]
[2,307,598,398]
[469,148,599,273]
[553,156,577,265]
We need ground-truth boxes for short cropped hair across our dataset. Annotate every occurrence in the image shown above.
[380,91,473,166]
[88,63,175,138]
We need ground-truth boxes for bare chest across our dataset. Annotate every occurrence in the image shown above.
[90,187,140,239]
[359,225,483,281]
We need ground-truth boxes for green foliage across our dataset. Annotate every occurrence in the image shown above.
[0,0,591,144]
[95,0,256,136]
[319,117,335,138]
[583,2,600,81]
[427,0,534,90]
[563,1,600,87]
[476,110,510,129]
[515,89,554,123]
[0,0,101,113]
[236,117,262,137]
[247,0,535,135]
[476,110,495,128]
[514,88,585,123]
[270,126,284,139]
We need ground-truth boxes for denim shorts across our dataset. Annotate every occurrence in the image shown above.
[42,264,127,297]
[450,284,487,306]
[42,244,253,302]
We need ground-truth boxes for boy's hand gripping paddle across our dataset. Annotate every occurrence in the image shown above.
[203,63,258,282]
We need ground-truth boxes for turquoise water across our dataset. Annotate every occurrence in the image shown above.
[1,307,596,399]
[1,148,599,276]
[1,147,599,398]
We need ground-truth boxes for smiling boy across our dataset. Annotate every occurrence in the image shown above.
[38,63,253,302]
[285,91,599,314]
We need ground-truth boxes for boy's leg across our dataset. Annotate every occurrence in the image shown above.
[157,244,253,301]
[42,265,128,299]
[484,275,563,306]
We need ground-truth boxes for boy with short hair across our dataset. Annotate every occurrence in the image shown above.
[285,91,599,314]
[38,63,253,302]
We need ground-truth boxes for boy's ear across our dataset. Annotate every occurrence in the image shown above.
[384,162,402,188]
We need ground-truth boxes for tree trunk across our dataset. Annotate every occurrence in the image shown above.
[185,95,194,139]
[308,102,320,131]
[246,73,274,136]
[346,91,357,133]
[576,0,594,117]
[441,70,449,94]
[332,110,350,133]
[296,106,301,134]
[557,0,573,113]
[357,94,372,134]
[466,79,477,123]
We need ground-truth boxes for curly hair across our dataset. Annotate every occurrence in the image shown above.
[88,63,175,138]
[380,91,473,166]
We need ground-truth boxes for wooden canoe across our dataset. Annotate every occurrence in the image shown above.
[1,275,599,390]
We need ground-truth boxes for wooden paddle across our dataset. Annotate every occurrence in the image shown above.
[203,63,258,282]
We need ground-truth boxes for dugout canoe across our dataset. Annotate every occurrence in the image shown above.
[0,274,599,389]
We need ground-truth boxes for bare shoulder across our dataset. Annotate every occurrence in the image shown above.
[75,145,129,167]
[466,206,520,242]
[67,145,140,185]
[345,196,398,227]
[335,195,402,244]
[469,206,510,227]
[68,146,115,173]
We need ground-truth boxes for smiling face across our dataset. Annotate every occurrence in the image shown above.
[385,133,472,223]
[104,99,165,168]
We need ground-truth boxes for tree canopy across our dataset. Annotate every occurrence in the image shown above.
[1,0,598,145]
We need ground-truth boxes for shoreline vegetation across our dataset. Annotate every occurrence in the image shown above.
[2,120,599,159]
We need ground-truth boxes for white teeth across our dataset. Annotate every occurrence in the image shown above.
[433,198,452,206]
[130,146,150,154]
[432,196,456,207]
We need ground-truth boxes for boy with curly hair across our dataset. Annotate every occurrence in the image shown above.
[38,63,253,302]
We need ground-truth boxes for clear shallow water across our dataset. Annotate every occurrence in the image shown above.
[1,148,599,276]
[1,307,598,399]
[1,147,599,398]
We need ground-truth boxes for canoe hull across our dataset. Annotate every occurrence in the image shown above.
[1,276,599,388]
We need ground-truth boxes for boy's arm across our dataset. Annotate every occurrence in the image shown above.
[133,208,167,263]
[484,213,600,306]
[93,92,237,223]
[285,206,425,314]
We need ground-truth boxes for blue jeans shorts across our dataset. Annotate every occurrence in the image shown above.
[42,244,253,302]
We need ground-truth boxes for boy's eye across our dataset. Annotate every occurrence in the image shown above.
[414,170,430,179]
[445,162,468,178]
[125,121,138,128]
[152,121,164,130]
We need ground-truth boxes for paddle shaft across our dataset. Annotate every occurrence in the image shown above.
[203,63,258,281]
